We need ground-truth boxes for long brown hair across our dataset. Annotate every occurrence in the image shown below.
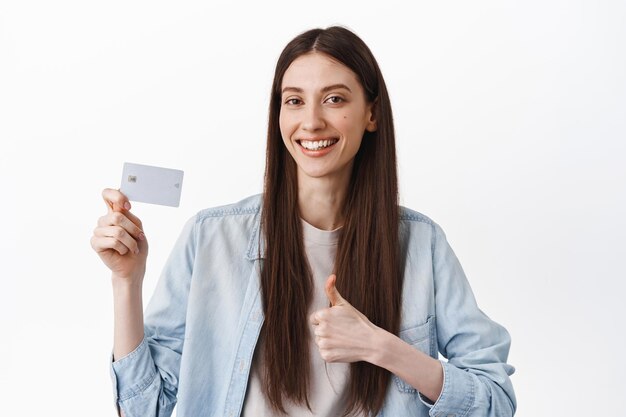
[260,26,402,416]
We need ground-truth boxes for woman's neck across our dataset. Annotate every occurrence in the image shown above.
[297,171,350,231]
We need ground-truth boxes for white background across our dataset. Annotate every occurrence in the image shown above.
[1,1,625,416]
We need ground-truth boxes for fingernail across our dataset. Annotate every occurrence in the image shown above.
[124,202,131,210]
[139,233,145,240]
[134,248,140,255]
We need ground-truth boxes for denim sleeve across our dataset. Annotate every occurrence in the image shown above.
[109,214,198,417]
[419,223,517,417]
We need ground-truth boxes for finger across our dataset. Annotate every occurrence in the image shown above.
[100,189,144,231]
[98,212,144,240]
[93,225,140,254]
[310,310,324,326]
[90,235,132,256]
[102,188,131,213]
[313,326,325,337]
[122,208,144,230]
[325,274,346,307]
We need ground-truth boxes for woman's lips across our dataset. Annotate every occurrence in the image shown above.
[296,138,339,156]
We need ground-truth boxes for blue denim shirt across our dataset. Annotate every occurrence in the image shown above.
[110,194,516,417]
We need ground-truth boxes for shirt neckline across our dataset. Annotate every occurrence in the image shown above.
[300,218,342,246]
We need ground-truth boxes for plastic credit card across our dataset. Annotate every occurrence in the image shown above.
[120,162,184,207]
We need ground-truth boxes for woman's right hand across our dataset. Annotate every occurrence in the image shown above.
[91,188,149,285]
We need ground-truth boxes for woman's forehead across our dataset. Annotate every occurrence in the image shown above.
[281,52,361,92]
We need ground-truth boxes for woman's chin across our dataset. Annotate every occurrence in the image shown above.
[295,163,353,185]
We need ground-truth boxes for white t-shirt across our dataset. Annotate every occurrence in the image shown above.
[241,219,351,416]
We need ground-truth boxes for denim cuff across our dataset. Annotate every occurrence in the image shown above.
[418,360,476,416]
[110,337,158,402]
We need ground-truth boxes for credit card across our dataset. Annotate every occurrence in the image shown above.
[120,162,184,207]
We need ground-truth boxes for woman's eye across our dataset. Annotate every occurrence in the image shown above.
[326,96,344,104]
[285,98,302,105]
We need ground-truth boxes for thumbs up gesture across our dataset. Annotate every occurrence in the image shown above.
[309,274,382,363]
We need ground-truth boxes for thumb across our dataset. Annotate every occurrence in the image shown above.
[325,274,346,307]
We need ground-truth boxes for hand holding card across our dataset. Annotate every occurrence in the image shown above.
[120,162,184,207]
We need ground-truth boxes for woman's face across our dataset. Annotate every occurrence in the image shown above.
[279,52,376,185]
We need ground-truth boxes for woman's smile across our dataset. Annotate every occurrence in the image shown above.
[297,137,340,155]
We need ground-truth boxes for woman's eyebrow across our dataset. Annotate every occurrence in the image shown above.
[281,83,353,94]
[321,83,352,93]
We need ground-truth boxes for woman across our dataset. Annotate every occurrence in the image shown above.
[91,26,516,417]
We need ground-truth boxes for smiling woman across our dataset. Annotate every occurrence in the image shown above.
[91,25,517,417]
[279,53,377,195]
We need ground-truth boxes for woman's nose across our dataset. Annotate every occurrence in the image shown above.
[301,104,326,131]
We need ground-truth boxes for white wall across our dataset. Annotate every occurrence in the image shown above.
[1,1,624,416]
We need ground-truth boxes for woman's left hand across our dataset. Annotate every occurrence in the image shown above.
[309,274,382,363]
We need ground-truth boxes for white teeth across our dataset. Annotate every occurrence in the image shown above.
[300,138,338,150]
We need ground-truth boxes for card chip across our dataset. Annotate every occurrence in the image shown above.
[128,175,137,183]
